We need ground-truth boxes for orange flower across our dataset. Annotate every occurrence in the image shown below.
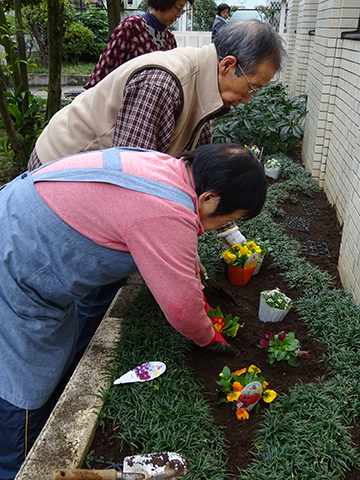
[232,368,247,376]
[262,381,269,390]
[233,381,244,392]
[236,408,249,420]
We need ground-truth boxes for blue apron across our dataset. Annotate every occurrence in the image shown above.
[0,147,194,409]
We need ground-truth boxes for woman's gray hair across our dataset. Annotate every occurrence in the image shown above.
[214,20,286,74]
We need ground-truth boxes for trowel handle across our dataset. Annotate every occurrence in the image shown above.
[52,469,145,480]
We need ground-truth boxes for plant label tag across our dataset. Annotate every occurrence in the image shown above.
[244,252,259,269]
[236,381,262,412]
[113,361,166,385]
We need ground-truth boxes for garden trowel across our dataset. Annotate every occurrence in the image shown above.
[52,452,189,480]
[197,254,236,305]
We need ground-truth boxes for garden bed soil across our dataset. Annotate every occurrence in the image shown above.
[88,176,359,476]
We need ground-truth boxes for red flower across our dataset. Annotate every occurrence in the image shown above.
[278,331,286,341]
[211,316,226,332]
[260,338,269,348]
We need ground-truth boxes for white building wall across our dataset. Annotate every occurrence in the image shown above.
[283,0,360,303]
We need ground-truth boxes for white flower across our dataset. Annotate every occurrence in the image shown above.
[261,288,292,310]
[265,158,281,169]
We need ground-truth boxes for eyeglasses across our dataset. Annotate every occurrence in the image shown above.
[173,4,187,16]
[236,62,262,95]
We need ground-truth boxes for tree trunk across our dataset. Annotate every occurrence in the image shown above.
[27,15,49,68]
[0,64,26,162]
[107,0,120,38]
[46,0,64,120]
[0,1,21,91]
[14,0,29,112]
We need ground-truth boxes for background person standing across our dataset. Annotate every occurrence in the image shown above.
[84,0,193,89]
[212,3,230,42]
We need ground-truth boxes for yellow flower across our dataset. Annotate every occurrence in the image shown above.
[233,382,244,392]
[263,389,277,403]
[233,368,247,376]
[227,391,241,402]
[222,250,237,263]
[236,408,249,420]
[248,365,261,374]
[244,144,248,149]
[262,381,269,390]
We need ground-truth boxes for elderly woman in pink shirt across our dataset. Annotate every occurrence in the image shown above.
[0,142,266,480]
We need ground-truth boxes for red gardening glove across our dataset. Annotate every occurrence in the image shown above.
[203,295,211,314]
[205,330,240,356]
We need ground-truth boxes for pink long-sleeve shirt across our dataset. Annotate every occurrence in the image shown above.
[33,149,215,346]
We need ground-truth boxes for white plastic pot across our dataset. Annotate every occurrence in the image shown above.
[265,166,280,179]
[258,291,290,322]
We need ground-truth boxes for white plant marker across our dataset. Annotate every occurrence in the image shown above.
[113,361,166,385]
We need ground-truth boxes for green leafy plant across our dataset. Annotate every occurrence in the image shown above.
[192,0,217,31]
[261,288,292,310]
[0,86,47,170]
[207,305,244,338]
[62,22,94,63]
[75,5,108,59]
[252,239,272,256]
[217,365,276,419]
[258,331,309,367]
[213,81,308,155]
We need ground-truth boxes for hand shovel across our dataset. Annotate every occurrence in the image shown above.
[53,452,189,480]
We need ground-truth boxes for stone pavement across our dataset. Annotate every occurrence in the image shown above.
[30,84,86,99]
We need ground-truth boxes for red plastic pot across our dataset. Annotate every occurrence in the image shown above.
[228,264,256,286]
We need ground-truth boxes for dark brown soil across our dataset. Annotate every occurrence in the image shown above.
[88,163,359,476]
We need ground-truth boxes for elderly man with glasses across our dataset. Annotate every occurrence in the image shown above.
[27,19,285,380]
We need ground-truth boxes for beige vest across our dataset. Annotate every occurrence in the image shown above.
[36,44,226,163]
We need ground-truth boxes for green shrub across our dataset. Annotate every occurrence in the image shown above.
[0,87,47,175]
[75,5,108,59]
[192,0,217,31]
[212,81,308,155]
[62,22,95,63]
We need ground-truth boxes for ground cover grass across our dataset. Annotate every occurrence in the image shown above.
[27,58,96,75]
[96,152,360,478]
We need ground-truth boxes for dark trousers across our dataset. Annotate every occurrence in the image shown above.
[0,395,56,480]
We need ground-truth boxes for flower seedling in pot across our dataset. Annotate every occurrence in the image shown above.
[217,365,276,420]
[261,288,292,310]
[207,305,244,338]
[258,331,309,367]
[222,240,262,269]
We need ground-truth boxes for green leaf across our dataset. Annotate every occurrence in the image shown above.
[274,350,287,361]
[288,356,301,367]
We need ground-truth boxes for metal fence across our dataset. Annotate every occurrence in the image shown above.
[230,3,287,33]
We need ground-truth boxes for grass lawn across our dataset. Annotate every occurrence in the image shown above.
[27,58,96,75]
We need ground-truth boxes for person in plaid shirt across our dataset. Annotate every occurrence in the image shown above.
[84,0,195,89]
[27,20,285,378]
